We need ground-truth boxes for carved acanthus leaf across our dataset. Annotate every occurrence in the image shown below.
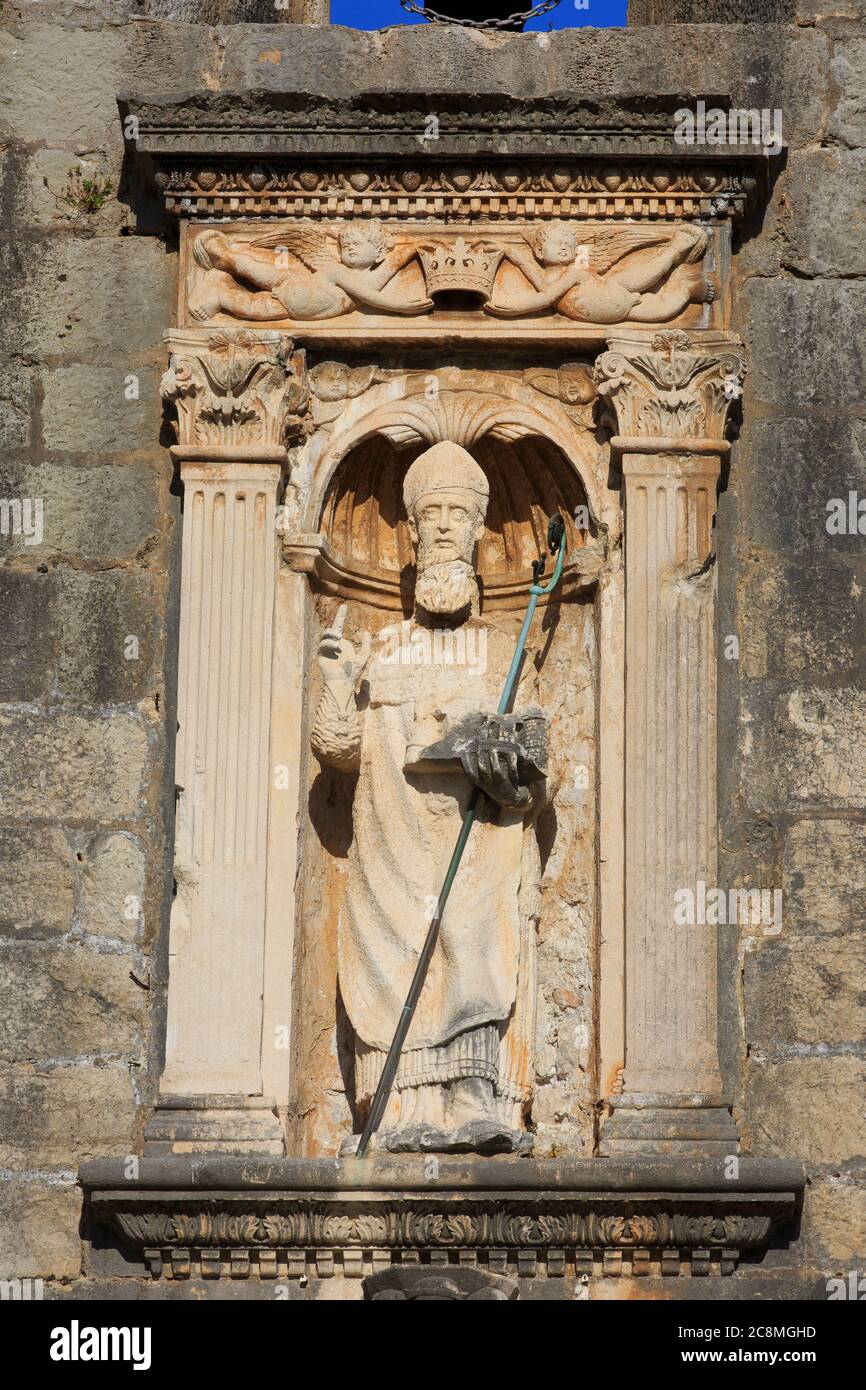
[161,330,308,450]
[92,1193,786,1268]
[594,330,746,444]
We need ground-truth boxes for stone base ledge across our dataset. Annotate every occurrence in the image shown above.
[81,1155,803,1284]
[600,1100,741,1157]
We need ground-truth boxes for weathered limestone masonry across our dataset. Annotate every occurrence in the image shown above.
[630,1,797,21]
[0,0,862,1300]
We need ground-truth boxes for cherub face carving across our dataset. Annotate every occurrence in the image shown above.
[533,223,578,266]
[338,224,389,269]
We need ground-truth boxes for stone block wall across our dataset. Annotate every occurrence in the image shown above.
[0,3,863,1295]
[717,7,866,1289]
[628,1,866,22]
[0,3,207,1282]
[628,1,796,21]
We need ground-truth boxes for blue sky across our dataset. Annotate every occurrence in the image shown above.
[330,1,627,29]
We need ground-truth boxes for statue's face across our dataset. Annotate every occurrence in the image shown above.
[339,228,384,269]
[409,487,484,617]
[410,489,482,571]
[537,225,576,266]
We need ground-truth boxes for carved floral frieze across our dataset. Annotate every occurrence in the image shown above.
[99,1199,778,1253]
[158,159,756,223]
[90,1191,790,1281]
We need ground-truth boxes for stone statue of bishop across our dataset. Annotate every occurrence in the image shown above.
[311,441,547,1154]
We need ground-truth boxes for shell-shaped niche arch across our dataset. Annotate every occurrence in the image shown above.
[317,430,592,612]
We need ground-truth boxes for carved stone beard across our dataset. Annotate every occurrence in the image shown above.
[414,559,479,620]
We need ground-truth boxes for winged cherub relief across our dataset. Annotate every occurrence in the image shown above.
[485,223,716,325]
[188,223,434,323]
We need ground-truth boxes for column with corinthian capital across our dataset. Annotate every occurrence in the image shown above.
[595,329,746,1155]
[146,329,308,1153]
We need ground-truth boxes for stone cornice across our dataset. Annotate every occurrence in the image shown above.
[125,93,770,223]
[79,1153,806,1193]
[81,1154,802,1283]
[126,92,770,160]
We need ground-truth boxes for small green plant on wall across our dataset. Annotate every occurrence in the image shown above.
[44,164,114,222]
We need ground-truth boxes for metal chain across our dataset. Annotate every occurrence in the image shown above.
[399,0,562,29]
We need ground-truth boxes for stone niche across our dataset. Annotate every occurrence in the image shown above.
[291,415,600,1161]
[81,93,803,1298]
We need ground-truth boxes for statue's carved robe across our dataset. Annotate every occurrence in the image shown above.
[312,616,542,1117]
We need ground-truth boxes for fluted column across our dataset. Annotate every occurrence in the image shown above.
[595,329,745,1156]
[147,330,308,1153]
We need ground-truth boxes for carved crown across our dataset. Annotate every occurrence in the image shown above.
[418,237,504,303]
